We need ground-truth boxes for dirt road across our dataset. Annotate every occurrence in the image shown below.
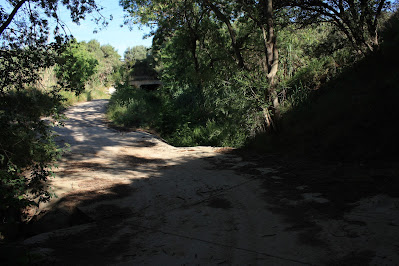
[22,99,399,265]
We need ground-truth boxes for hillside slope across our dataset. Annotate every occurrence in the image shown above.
[253,13,399,163]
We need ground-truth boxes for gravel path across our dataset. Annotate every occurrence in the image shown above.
[22,99,399,265]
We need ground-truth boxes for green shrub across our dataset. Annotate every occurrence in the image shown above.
[288,57,336,90]
[0,89,63,226]
[107,85,162,128]
[107,69,266,148]
[56,40,98,94]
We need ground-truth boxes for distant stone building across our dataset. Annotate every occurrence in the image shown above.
[129,76,162,90]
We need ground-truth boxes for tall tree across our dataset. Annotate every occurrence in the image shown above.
[283,0,389,53]
[124,45,148,64]
[202,0,246,68]
[83,40,121,85]
[120,0,281,113]
[56,40,99,92]
[235,0,281,127]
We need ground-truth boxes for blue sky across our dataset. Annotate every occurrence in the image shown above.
[59,0,154,57]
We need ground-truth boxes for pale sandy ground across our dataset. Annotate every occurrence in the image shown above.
[22,99,399,265]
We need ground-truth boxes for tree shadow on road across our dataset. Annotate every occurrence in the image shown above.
[4,100,397,265]
[8,149,398,265]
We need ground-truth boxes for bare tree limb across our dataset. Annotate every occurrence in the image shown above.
[0,0,27,36]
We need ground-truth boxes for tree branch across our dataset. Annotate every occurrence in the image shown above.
[202,0,246,69]
[0,0,27,36]
[373,0,386,28]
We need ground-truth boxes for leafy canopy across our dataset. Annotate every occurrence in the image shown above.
[56,39,99,93]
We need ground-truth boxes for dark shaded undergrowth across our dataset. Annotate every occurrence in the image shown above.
[249,13,399,164]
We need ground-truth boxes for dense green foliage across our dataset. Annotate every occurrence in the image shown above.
[85,40,122,87]
[122,45,157,80]
[56,40,99,93]
[110,0,393,147]
[124,45,148,65]
[0,89,63,220]
[0,0,110,235]
[108,70,265,147]
[54,39,121,106]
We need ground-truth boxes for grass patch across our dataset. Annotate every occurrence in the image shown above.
[59,87,110,107]
[106,84,251,148]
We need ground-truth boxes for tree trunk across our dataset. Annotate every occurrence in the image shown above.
[261,0,280,130]
[191,38,200,74]
[203,0,246,68]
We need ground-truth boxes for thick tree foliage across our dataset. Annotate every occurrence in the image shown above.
[114,0,392,146]
[283,0,389,53]
[85,40,122,86]
[122,45,155,78]
[0,0,105,231]
[56,40,99,92]
[124,45,148,64]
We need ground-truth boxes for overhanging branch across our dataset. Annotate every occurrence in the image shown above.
[0,0,27,36]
